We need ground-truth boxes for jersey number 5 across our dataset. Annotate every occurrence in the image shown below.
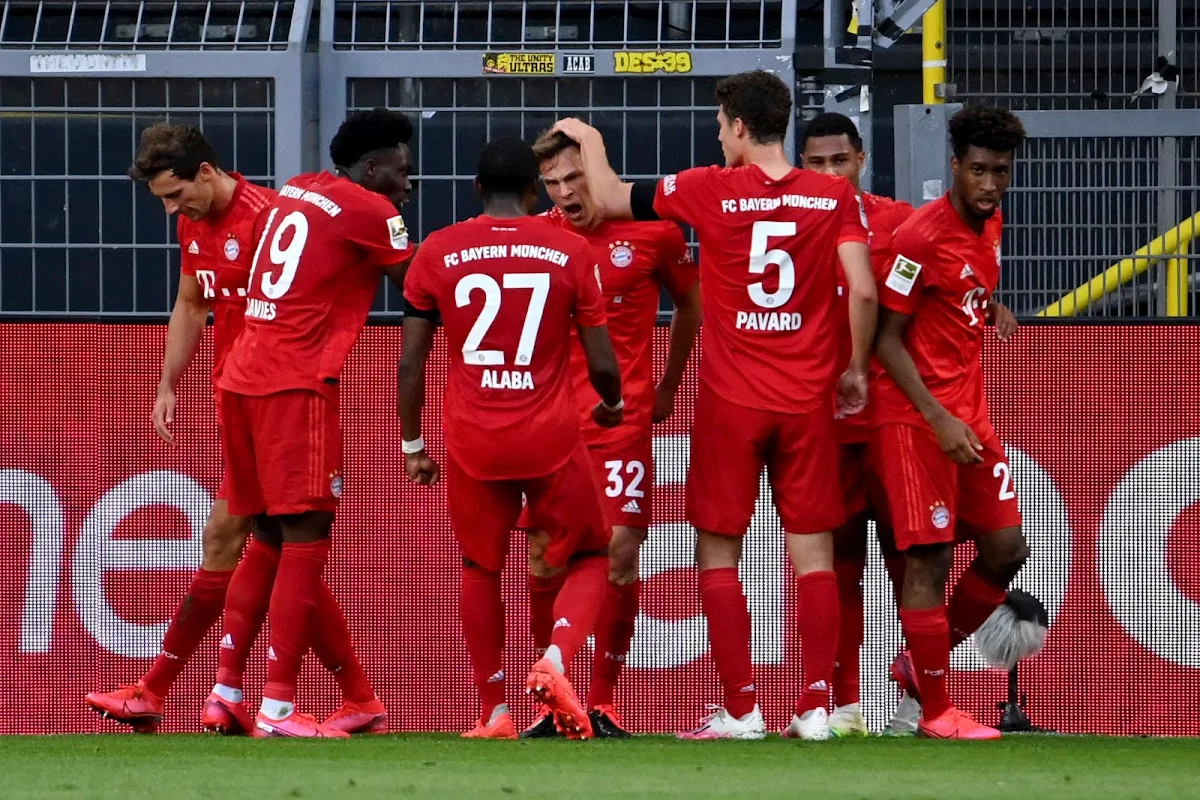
[748,220,797,308]
[456,273,550,366]
[249,208,310,300]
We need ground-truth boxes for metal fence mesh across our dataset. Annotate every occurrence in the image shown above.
[0,77,274,314]
[348,75,722,314]
[0,1,298,50]
[331,0,784,49]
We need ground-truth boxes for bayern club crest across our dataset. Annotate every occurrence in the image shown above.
[931,504,951,529]
[224,236,241,261]
[609,240,634,268]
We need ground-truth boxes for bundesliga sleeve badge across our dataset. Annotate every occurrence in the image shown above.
[387,215,410,250]
[885,254,922,296]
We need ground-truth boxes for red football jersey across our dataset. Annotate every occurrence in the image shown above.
[835,191,916,442]
[218,171,413,399]
[653,164,868,413]
[874,193,1004,433]
[540,208,695,444]
[177,174,276,383]
[404,215,607,481]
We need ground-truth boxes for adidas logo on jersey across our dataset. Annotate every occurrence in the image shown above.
[268,646,278,661]
[219,634,234,649]
[486,670,505,683]
[807,680,828,692]
[553,617,571,630]
[621,499,642,514]
[960,264,974,280]
[188,240,200,254]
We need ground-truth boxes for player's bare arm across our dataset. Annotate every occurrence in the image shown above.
[550,118,636,220]
[381,244,419,291]
[988,300,1018,341]
[577,323,624,428]
[837,239,878,417]
[398,314,440,485]
[874,308,984,464]
[655,281,701,423]
[154,275,211,444]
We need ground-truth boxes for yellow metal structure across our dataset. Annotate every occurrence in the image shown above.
[1038,212,1200,317]
[922,0,947,104]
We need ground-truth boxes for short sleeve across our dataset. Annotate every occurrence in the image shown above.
[652,165,719,228]
[343,196,414,268]
[571,244,607,328]
[654,223,698,298]
[879,225,931,316]
[177,217,196,276]
[401,242,439,313]
[837,180,869,246]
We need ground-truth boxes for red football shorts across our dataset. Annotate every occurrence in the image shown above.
[516,428,653,532]
[872,422,1022,551]
[686,383,845,536]
[838,441,886,519]
[449,442,612,573]
[218,388,342,517]
[215,389,231,503]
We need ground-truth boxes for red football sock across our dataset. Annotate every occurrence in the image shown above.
[263,540,330,704]
[795,570,839,716]
[311,581,376,704]
[699,567,756,719]
[586,580,641,708]
[528,572,567,654]
[884,555,907,605]
[461,565,506,721]
[831,555,865,707]
[142,569,232,698]
[948,564,1007,649]
[549,556,607,669]
[216,539,280,690]
[899,606,952,720]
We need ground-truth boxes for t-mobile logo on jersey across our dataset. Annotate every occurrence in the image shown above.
[195,270,218,299]
[960,286,988,327]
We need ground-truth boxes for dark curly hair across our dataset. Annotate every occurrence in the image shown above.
[476,137,539,199]
[949,105,1026,159]
[329,108,414,168]
[714,70,792,145]
[800,112,863,152]
[128,123,219,182]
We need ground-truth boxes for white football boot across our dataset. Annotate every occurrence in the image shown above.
[676,705,767,740]
[828,703,870,737]
[882,691,921,736]
[781,707,830,741]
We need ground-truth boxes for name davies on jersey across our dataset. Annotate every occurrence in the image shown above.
[720,195,839,213]
[246,297,277,320]
[443,244,570,267]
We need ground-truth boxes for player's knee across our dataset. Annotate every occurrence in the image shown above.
[607,528,644,585]
[906,543,953,586]
[201,514,250,570]
[985,528,1030,584]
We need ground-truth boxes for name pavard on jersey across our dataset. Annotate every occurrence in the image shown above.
[720,190,844,332]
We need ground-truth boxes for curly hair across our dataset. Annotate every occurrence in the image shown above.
[800,112,863,152]
[329,108,414,168]
[128,123,219,183]
[476,137,539,198]
[714,70,792,145]
[949,105,1026,159]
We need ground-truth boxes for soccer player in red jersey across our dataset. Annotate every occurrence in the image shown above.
[800,111,915,736]
[552,69,878,740]
[399,137,623,740]
[214,109,415,738]
[872,105,1030,740]
[516,130,701,739]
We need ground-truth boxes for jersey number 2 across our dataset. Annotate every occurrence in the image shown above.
[748,220,797,308]
[249,208,310,299]
[456,273,550,365]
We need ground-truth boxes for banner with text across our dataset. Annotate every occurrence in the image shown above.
[1,323,1198,735]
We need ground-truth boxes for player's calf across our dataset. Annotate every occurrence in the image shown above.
[200,499,252,571]
[973,525,1030,587]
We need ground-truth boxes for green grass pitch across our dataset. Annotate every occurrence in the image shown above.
[3,734,1198,799]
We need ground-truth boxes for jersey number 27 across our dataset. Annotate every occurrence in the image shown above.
[456,273,549,366]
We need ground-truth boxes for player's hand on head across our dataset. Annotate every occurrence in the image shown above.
[405,452,441,485]
[551,117,599,145]
[652,384,676,423]
[835,367,869,418]
[592,400,624,429]
[931,412,984,464]
[991,302,1018,341]
[152,389,176,444]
